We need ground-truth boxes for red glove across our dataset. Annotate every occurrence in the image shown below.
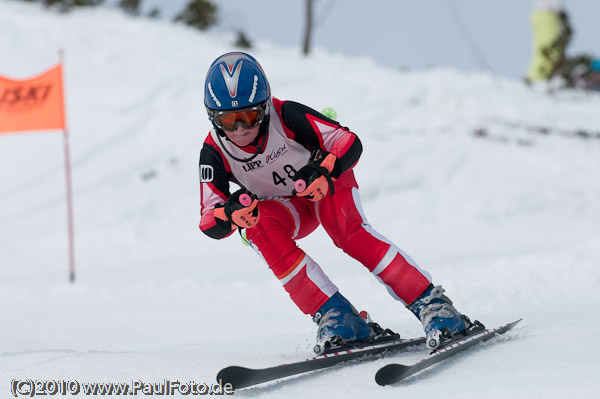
[292,153,337,201]
[214,189,260,229]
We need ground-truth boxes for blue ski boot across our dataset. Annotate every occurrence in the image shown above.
[312,292,375,355]
[408,285,480,350]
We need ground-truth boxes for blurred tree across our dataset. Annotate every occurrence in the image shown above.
[147,7,160,19]
[45,0,105,12]
[302,0,313,55]
[17,0,105,13]
[234,31,252,49]
[174,0,218,30]
[118,0,141,16]
[302,0,337,56]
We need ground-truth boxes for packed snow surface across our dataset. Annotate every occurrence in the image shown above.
[1,2,599,398]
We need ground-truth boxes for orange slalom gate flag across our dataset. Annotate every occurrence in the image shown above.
[0,64,66,134]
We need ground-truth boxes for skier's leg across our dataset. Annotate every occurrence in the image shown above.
[318,172,432,305]
[245,197,336,315]
[319,172,475,348]
[245,196,373,344]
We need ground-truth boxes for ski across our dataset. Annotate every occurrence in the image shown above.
[216,336,425,389]
[375,319,522,386]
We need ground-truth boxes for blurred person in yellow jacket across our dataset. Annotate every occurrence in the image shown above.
[526,0,572,82]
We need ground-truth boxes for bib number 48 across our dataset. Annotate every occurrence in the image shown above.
[272,165,297,186]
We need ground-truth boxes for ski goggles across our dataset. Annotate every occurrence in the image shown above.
[212,103,267,131]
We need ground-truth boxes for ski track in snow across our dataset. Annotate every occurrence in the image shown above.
[1,2,599,397]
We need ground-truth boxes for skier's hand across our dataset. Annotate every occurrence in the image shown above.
[292,153,337,201]
[214,189,260,229]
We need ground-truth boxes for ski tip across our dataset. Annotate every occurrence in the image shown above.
[216,366,254,390]
[506,318,523,329]
[374,363,410,386]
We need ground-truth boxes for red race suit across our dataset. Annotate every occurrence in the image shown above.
[199,98,432,315]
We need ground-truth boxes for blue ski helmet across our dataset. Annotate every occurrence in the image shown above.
[204,52,271,130]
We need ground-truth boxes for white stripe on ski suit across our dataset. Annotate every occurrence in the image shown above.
[248,234,338,297]
[274,197,301,239]
[350,187,432,305]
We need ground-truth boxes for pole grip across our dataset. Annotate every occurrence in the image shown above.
[239,193,252,207]
[294,179,306,193]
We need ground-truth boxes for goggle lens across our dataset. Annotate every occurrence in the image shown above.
[216,108,263,131]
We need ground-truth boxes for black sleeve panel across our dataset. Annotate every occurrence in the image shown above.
[201,218,235,240]
[199,144,235,240]
[280,101,330,152]
[330,136,362,179]
[199,143,231,199]
[279,101,362,178]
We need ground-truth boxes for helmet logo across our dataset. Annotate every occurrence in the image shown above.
[219,61,243,99]
[248,75,258,103]
[207,83,221,107]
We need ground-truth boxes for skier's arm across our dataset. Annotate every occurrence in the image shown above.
[277,100,363,178]
[199,140,236,240]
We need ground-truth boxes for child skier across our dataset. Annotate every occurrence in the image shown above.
[199,52,478,352]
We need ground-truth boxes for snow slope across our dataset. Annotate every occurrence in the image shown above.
[1,1,599,397]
